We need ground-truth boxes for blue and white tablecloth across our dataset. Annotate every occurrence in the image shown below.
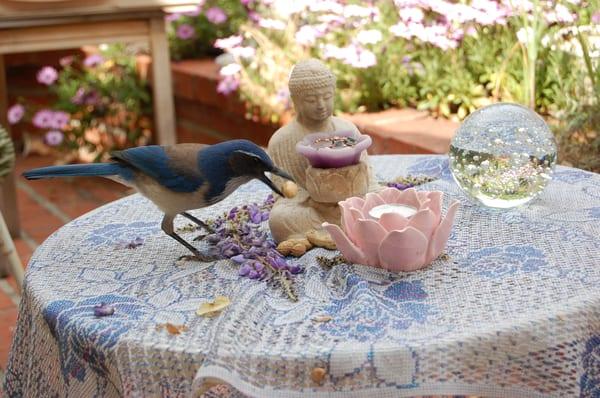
[4,155,600,398]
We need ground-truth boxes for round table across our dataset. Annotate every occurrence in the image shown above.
[4,155,600,398]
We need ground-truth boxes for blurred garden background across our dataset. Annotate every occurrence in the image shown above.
[6,0,600,171]
[0,0,599,384]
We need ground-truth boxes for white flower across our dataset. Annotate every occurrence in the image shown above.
[295,25,325,46]
[214,35,243,50]
[229,46,255,59]
[273,0,308,18]
[258,18,287,30]
[220,63,241,76]
[516,27,535,44]
[309,1,343,14]
[399,7,424,23]
[356,29,383,45]
[343,4,376,18]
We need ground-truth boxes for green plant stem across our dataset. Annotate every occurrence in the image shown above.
[576,29,600,105]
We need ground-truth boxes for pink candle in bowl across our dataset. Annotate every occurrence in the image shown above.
[323,187,460,272]
[296,131,372,169]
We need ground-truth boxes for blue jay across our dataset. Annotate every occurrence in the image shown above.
[23,139,293,260]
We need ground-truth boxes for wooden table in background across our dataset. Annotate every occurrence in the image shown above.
[0,0,194,278]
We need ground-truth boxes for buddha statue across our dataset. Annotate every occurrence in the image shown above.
[268,58,379,255]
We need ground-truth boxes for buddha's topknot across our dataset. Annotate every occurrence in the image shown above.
[288,59,335,97]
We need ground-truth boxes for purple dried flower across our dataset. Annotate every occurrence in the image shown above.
[221,242,242,257]
[94,303,115,317]
[286,264,303,274]
[7,104,25,125]
[248,204,262,224]
[231,254,246,263]
[117,237,144,249]
[83,54,104,68]
[387,182,413,190]
[176,23,196,40]
[267,254,288,270]
[239,262,253,276]
[37,66,58,85]
[32,110,54,129]
[228,206,239,219]
[593,11,600,24]
[206,7,227,24]
[44,130,64,146]
[248,270,261,279]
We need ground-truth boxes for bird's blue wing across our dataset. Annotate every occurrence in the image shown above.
[111,146,203,193]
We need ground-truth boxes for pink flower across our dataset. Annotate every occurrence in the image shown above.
[36,66,58,85]
[205,7,227,24]
[323,188,460,272]
[59,56,74,67]
[44,130,64,146]
[592,11,600,24]
[176,24,196,40]
[83,54,104,68]
[7,104,25,125]
[50,111,70,129]
[32,109,54,129]
[217,75,240,95]
[165,12,181,22]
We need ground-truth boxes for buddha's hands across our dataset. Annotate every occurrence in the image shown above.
[305,161,370,203]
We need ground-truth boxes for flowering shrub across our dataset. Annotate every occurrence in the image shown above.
[208,0,599,126]
[8,45,152,162]
[166,0,249,60]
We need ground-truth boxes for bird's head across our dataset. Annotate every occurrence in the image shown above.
[226,141,294,196]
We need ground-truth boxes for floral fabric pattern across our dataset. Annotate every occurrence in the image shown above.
[4,155,600,398]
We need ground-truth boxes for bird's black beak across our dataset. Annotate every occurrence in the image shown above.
[260,166,294,197]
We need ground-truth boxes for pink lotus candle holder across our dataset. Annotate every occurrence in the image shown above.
[296,131,372,169]
[323,187,460,272]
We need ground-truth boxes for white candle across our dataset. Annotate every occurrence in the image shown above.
[369,204,417,219]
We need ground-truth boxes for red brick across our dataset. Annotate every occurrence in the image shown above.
[5,277,18,293]
[17,186,67,244]
[345,109,458,155]
[175,98,276,147]
[13,239,33,268]
[0,288,14,310]
[0,307,18,369]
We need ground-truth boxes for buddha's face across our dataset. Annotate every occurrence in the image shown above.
[293,86,334,124]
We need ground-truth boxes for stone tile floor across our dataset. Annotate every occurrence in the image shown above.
[0,154,131,383]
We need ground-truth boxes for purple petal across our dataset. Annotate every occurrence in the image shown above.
[94,303,115,317]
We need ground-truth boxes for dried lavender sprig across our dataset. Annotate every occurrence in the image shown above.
[203,194,302,301]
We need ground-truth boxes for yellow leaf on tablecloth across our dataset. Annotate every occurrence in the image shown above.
[196,296,231,317]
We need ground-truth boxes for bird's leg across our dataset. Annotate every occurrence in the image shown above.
[161,215,216,262]
[181,212,214,233]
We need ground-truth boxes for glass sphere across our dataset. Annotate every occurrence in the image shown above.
[449,103,557,208]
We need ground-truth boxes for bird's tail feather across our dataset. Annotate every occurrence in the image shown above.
[23,163,125,180]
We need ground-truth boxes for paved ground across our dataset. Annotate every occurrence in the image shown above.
[0,154,131,377]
